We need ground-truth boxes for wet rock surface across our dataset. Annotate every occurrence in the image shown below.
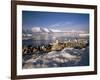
[22,47,89,69]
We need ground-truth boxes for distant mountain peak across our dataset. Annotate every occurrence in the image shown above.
[50,29,61,32]
[31,27,62,33]
[31,27,41,32]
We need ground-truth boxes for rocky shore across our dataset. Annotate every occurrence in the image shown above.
[22,39,89,69]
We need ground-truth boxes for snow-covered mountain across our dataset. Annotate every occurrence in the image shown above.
[23,27,88,38]
[31,27,61,33]
[31,27,45,32]
[50,29,61,32]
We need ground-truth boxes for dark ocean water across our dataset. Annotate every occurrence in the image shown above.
[23,39,52,47]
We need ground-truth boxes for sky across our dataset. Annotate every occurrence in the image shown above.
[22,11,89,32]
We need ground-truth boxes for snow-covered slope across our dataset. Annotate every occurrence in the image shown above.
[31,27,61,33]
